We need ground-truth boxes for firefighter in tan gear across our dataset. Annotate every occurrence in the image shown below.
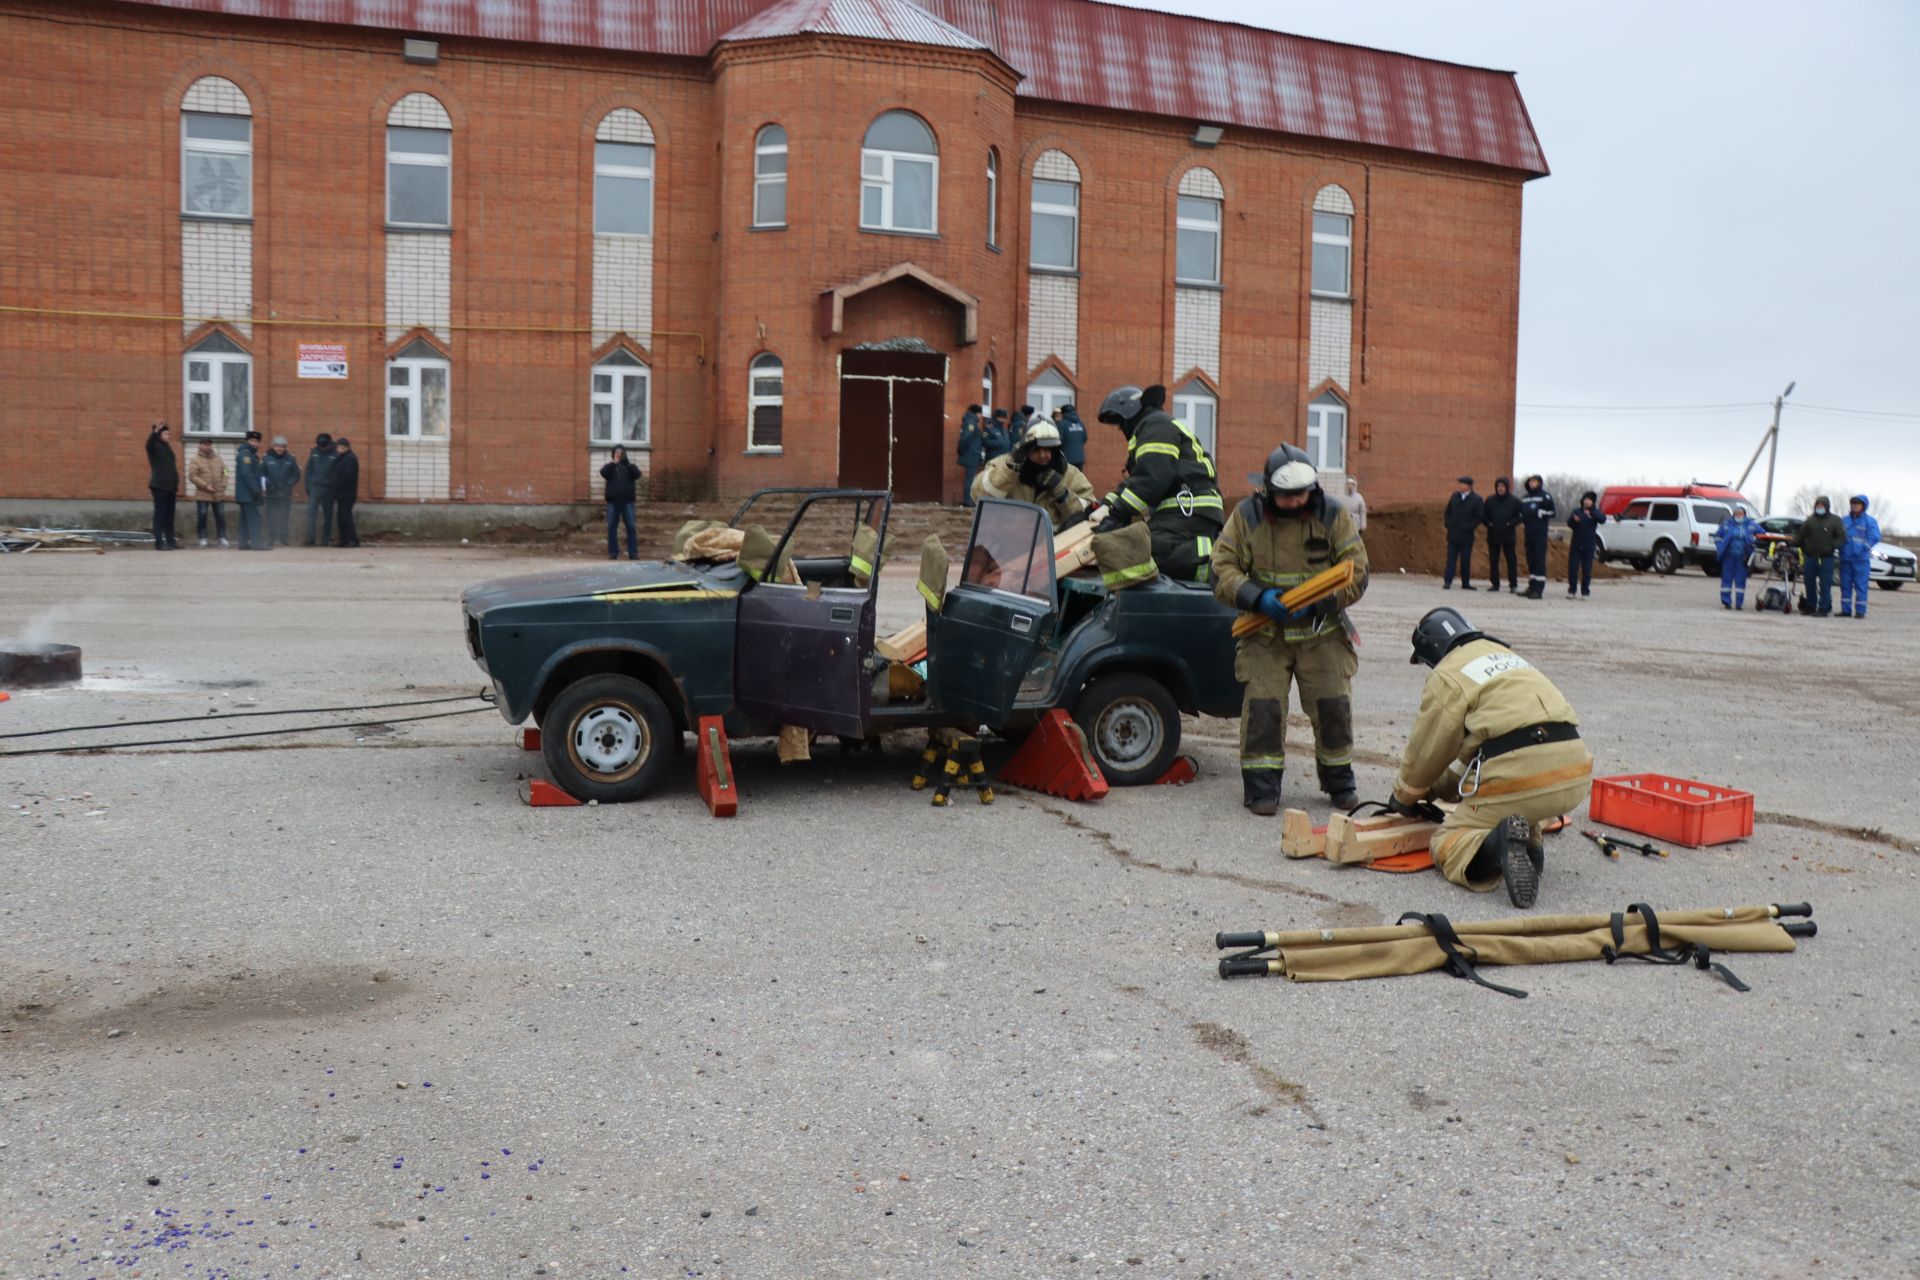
[1392,607,1594,907]
[1211,443,1369,816]
[971,419,1096,529]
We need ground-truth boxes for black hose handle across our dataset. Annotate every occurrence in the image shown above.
[1218,957,1272,979]
[1215,931,1267,950]
[1780,920,1818,938]
[1773,902,1813,919]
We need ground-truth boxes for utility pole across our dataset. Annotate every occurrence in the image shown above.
[1763,381,1794,514]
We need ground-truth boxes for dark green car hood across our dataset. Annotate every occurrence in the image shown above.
[462,560,743,615]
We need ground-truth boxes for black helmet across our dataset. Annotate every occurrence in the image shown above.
[1248,443,1318,500]
[1098,385,1145,428]
[1410,607,1483,667]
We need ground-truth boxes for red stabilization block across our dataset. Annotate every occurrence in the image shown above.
[998,708,1108,802]
[520,727,542,751]
[696,714,738,818]
[1153,755,1199,786]
[520,778,581,807]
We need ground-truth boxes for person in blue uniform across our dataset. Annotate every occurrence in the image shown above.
[1712,504,1762,609]
[1838,494,1882,619]
[1565,491,1600,598]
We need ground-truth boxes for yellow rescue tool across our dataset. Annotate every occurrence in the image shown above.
[1229,560,1358,639]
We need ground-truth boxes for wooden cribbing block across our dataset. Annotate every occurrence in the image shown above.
[1053,519,1098,573]
[1324,812,1441,864]
[1281,809,1326,859]
[1231,560,1359,639]
[876,619,927,663]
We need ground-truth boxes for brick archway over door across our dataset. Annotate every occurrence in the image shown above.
[839,349,947,502]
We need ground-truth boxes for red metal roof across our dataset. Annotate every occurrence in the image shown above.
[108,0,1547,175]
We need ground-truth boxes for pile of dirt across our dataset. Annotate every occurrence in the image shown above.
[1362,505,1621,580]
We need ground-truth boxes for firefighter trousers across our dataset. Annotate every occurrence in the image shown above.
[1150,520,1223,583]
[1431,740,1594,891]
[1235,633,1358,796]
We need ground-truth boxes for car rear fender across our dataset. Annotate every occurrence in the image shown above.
[1047,615,1200,715]
[529,642,692,733]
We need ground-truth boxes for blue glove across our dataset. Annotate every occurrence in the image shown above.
[1257,588,1290,622]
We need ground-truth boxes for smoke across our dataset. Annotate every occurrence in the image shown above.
[1,603,72,650]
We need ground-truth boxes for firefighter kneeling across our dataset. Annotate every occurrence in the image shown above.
[1392,608,1593,907]
[1212,444,1369,816]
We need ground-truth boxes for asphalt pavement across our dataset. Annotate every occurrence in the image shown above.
[2,545,1915,1278]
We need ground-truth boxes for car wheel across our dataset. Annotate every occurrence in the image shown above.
[1879,580,1904,591]
[1700,559,1719,576]
[542,673,675,803]
[1650,541,1680,575]
[1072,672,1181,787]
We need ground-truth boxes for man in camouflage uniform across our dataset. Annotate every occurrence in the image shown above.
[1094,384,1223,582]
[1211,443,1369,815]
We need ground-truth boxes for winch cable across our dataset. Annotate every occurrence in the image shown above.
[0,690,491,740]
[0,704,497,758]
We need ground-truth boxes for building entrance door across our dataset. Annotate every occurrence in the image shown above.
[838,348,947,502]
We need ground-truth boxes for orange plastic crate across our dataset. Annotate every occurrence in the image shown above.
[1588,773,1753,848]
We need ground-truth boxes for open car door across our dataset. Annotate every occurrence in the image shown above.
[733,491,889,738]
[929,500,1057,729]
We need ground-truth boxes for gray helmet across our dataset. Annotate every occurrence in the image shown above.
[1409,607,1483,667]
[1097,385,1145,428]
[1249,443,1318,499]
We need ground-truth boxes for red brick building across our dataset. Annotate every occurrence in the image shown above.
[0,0,1547,521]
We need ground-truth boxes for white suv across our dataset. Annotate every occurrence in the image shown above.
[1598,497,1741,575]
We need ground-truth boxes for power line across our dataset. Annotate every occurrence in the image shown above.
[1517,401,1768,414]
[1790,403,1920,421]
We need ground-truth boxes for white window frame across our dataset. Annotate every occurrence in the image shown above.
[986,148,999,248]
[387,348,451,440]
[860,113,938,235]
[1029,177,1079,271]
[753,125,788,229]
[1025,370,1074,423]
[1172,383,1218,459]
[1175,195,1221,285]
[981,362,996,414]
[183,340,252,438]
[387,125,451,229]
[747,353,784,453]
[1306,394,1348,471]
[181,111,252,219]
[594,141,654,236]
[590,353,651,446]
[1311,212,1352,298]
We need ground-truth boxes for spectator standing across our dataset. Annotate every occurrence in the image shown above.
[263,436,300,547]
[145,422,180,551]
[1482,477,1522,592]
[331,437,361,547]
[1794,495,1844,617]
[601,445,642,560]
[1008,403,1032,445]
[303,432,336,547]
[232,431,267,550]
[1442,476,1483,589]
[955,404,985,508]
[1712,504,1762,609]
[1565,491,1600,598]
[1059,403,1087,470]
[187,438,229,548]
[1838,494,1881,619]
[983,409,1012,461]
[1518,474,1557,599]
[1346,475,1367,532]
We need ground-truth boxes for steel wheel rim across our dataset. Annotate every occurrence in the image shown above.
[1094,700,1162,768]
[573,704,647,777]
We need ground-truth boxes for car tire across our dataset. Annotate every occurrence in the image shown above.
[1072,672,1181,787]
[1879,581,1904,591]
[1651,541,1680,575]
[542,673,676,803]
[1700,558,1719,576]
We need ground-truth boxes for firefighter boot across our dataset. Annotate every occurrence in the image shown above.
[1318,763,1359,813]
[1493,815,1538,907]
[1243,769,1284,817]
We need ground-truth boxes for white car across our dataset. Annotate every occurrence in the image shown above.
[1599,496,1746,575]
[1751,516,1916,590]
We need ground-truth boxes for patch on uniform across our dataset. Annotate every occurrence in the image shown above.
[1315,696,1353,750]
[1245,698,1286,753]
[1458,651,1534,686]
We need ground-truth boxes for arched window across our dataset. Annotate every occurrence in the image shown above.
[387,336,450,438]
[1306,392,1347,471]
[754,125,788,228]
[748,353,784,451]
[860,111,937,234]
[1029,149,1080,271]
[387,94,451,228]
[594,110,655,236]
[183,330,250,436]
[1172,379,1218,458]
[1176,168,1223,286]
[591,348,649,445]
[985,148,999,247]
[181,77,252,218]
[1312,185,1354,297]
[1025,369,1073,422]
[981,362,996,414]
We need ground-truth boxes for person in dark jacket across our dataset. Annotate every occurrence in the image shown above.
[1442,476,1483,589]
[1482,477,1522,591]
[145,422,180,550]
[600,445,643,560]
[1519,475,1557,599]
[982,409,1012,461]
[1059,403,1087,469]
[955,404,985,507]
[303,432,335,547]
[330,437,360,547]
[1565,491,1601,598]
[232,431,267,551]
[1795,495,1845,616]
[262,436,301,547]
[1008,404,1033,447]
[1094,383,1225,582]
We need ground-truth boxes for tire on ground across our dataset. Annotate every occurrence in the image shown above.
[541,673,676,803]
[1072,672,1181,787]
[1651,541,1680,575]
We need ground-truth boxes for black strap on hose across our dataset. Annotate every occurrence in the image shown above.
[1601,903,1749,992]
[1397,911,1528,999]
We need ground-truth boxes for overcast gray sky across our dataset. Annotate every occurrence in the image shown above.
[1109,0,1920,527]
